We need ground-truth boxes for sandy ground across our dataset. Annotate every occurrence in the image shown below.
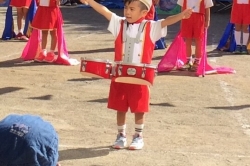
[0,5,250,166]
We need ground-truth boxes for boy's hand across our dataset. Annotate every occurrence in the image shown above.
[182,9,192,19]
[80,0,89,5]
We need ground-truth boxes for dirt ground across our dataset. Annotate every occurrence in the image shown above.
[0,5,250,166]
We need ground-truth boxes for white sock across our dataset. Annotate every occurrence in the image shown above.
[242,32,249,46]
[117,124,126,135]
[234,31,241,45]
[41,49,47,55]
[135,124,144,136]
[18,29,23,34]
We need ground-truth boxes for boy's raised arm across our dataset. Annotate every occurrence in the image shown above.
[80,0,113,21]
[161,8,192,28]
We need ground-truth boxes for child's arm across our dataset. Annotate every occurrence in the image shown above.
[80,0,113,21]
[205,8,210,28]
[161,9,192,28]
[57,0,60,6]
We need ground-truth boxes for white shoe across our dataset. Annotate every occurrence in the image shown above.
[128,134,144,150]
[112,133,127,149]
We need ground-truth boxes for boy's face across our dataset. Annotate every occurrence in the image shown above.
[124,1,148,23]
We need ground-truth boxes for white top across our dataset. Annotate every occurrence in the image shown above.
[177,0,214,13]
[237,0,249,4]
[107,13,167,63]
[39,0,50,6]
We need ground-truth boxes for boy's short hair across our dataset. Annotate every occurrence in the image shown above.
[124,0,152,11]
[0,114,59,166]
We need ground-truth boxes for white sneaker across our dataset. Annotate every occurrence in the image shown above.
[128,134,144,150]
[112,133,127,149]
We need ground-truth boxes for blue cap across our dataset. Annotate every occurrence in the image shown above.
[0,114,59,166]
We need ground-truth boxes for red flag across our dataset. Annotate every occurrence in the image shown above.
[196,29,216,76]
[196,28,235,76]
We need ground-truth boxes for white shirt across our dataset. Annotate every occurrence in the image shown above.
[108,13,167,63]
[40,0,50,6]
[237,0,249,4]
[177,0,213,13]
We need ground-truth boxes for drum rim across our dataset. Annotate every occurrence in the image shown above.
[115,61,156,68]
[81,57,112,63]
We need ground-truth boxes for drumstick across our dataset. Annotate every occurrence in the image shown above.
[192,0,202,9]
[182,0,201,19]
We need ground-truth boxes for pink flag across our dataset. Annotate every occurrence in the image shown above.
[196,28,235,76]
[157,32,186,72]
[21,29,41,60]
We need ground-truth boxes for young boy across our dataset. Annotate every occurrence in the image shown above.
[80,0,192,150]
[230,0,250,54]
[0,114,61,166]
[178,0,213,71]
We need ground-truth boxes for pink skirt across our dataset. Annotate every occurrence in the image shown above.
[9,0,32,8]
[32,6,60,30]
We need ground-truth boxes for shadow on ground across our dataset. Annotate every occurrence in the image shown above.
[0,86,24,95]
[59,146,110,161]
[207,104,250,111]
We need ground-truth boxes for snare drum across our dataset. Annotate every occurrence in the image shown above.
[112,62,157,86]
[80,58,113,79]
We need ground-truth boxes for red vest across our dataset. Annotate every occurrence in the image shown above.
[114,20,155,64]
[183,0,205,14]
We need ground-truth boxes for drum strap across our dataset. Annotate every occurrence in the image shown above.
[122,20,148,62]
[122,20,147,43]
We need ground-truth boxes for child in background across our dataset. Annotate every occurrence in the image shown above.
[230,0,250,54]
[145,0,159,20]
[9,0,32,40]
[178,0,213,71]
[80,0,192,150]
[31,0,60,63]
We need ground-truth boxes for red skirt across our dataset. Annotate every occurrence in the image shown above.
[9,0,32,8]
[31,6,60,30]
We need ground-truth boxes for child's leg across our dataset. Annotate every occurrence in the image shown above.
[179,38,193,70]
[35,30,48,62]
[185,38,193,59]
[241,24,249,54]
[50,30,58,51]
[16,8,23,34]
[41,30,49,50]
[15,7,29,40]
[128,113,145,150]
[22,8,28,21]
[194,38,202,59]
[112,111,127,149]
[134,113,144,135]
[44,30,57,63]
[189,38,202,72]
[234,24,242,53]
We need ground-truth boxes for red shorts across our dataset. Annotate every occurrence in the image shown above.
[32,6,59,30]
[107,82,150,113]
[230,4,250,25]
[9,0,32,8]
[180,13,205,39]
